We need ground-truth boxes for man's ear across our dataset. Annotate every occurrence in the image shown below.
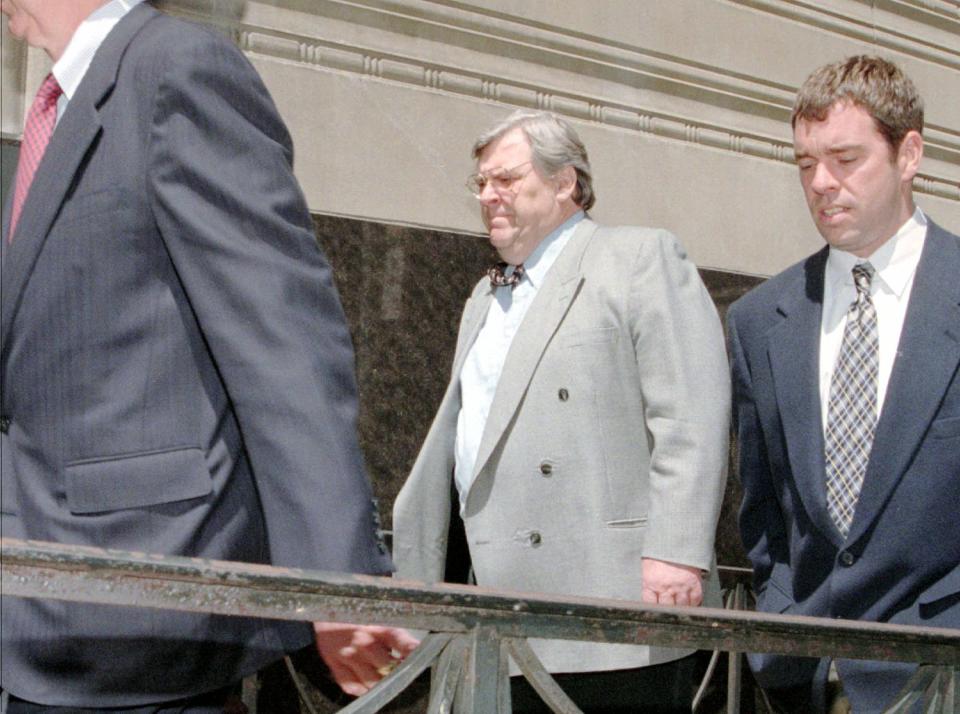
[897,130,923,183]
[554,165,578,202]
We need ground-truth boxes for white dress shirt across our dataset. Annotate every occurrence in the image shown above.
[819,208,927,431]
[53,0,145,123]
[454,211,585,510]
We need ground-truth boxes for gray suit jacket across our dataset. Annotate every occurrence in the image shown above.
[394,219,730,674]
[0,5,390,706]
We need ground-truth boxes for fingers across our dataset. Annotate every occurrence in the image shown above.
[644,586,683,604]
[376,625,421,656]
[324,657,376,697]
[640,558,705,607]
[644,587,696,606]
[654,588,699,606]
[313,623,420,697]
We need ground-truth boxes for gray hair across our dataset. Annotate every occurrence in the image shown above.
[472,110,595,211]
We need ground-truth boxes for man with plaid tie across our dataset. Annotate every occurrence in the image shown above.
[728,56,960,713]
[0,0,415,709]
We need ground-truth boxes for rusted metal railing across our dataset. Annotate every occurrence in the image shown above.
[1,538,958,713]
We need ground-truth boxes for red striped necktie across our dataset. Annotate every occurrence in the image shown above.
[9,73,63,242]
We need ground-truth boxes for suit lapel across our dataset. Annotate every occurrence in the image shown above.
[0,4,157,357]
[767,248,844,546]
[0,103,103,352]
[847,222,960,543]
[0,188,13,265]
[467,219,597,494]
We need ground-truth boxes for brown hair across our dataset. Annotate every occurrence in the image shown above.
[792,55,924,152]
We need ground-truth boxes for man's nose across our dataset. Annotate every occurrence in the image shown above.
[810,163,838,194]
[478,182,500,205]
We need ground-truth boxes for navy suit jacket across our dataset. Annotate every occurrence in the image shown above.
[727,220,960,712]
[0,4,391,706]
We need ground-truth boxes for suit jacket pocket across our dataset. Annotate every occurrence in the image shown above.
[58,188,132,223]
[758,574,795,615]
[606,516,648,528]
[556,326,619,348]
[918,566,960,621]
[65,447,212,514]
[0,433,17,515]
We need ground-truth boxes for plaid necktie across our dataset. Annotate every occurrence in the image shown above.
[9,73,63,242]
[488,262,525,289]
[824,262,879,537]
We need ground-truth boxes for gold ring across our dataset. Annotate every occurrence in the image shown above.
[376,660,399,677]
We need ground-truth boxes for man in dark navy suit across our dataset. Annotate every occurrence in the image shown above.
[0,0,414,708]
[728,55,960,713]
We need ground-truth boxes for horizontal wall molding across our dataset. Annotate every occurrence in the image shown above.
[729,0,959,70]
[165,0,960,203]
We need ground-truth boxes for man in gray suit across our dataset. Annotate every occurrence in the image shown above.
[0,0,414,708]
[392,110,730,712]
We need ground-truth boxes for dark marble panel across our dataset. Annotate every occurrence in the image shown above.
[314,214,494,526]
[701,266,765,323]
[314,214,764,568]
[700,268,765,568]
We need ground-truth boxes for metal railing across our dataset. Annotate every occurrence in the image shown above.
[1,538,958,713]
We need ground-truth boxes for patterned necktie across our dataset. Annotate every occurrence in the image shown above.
[9,73,63,242]
[488,262,525,289]
[824,262,879,537]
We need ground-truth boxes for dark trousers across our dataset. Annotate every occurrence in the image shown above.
[509,653,701,714]
[0,686,243,714]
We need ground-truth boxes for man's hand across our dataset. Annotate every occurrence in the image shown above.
[314,622,420,697]
[641,557,704,606]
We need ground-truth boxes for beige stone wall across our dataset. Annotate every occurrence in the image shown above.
[3,0,958,276]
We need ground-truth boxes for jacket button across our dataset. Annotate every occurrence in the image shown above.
[539,462,553,476]
[528,531,542,546]
[839,551,855,566]
[558,388,569,401]
[0,416,9,434]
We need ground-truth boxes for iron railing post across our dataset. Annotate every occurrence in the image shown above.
[726,580,746,713]
[456,626,506,714]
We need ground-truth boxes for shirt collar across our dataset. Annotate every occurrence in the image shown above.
[512,211,585,289]
[53,0,145,101]
[825,207,927,298]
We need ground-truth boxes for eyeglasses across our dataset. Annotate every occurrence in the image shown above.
[465,161,534,199]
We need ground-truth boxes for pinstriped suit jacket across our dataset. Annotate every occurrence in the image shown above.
[0,4,390,705]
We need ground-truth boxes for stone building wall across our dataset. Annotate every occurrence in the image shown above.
[2,1,958,566]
